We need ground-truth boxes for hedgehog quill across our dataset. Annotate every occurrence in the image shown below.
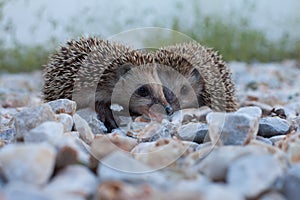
[42,37,238,132]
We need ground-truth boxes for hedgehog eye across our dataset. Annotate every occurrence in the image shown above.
[137,86,149,97]
[180,85,189,95]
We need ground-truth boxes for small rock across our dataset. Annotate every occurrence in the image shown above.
[0,128,15,144]
[2,181,50,200]
[1,92,33,108]
[56,113,74,132]
[171,107,212,124]
[269,135,286,145]
[131,138,194,169]
[98,151,167,183]
[90,133,137,161]
[55,146,79,169]
[207,112,259,146]
[47,99,77,115]
[241,101,273,116]
[259,191,287,200]
[227,154,284,198]
[24,121,64,144]
[287,142,300,164]
[256,136,272,145]
[270,106,287,119]
[14,104,56,140]
[197,145,267,181]
[0,143,56,185]
[73,114,94,145]
[201,184,244,200]
[76,108,106,134]
[282,163,300,200]
[258,117,290,137]
[95,180,156,200]
[177,122,208,144]
[44,165,97,198]
[236,106,262,120]
[289,116,300,133]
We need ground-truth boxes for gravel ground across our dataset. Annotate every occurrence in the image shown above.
[0,60,300,200]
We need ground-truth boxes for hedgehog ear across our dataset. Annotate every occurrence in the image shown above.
[117,63,132,78]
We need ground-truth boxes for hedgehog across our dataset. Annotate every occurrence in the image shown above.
[42,37,238,132]
[155,42,238,112]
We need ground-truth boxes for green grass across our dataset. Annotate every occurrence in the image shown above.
[0,0,299,73]
[0,44,52,73]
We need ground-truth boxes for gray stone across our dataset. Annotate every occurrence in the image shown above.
[256,136,272,145]
[258,117,290,137]
[201,184,244,200]
[227,154,284,198]
[0,143,56,185]
[282,163,300,200]
[241,101,273,116]
[2,181,50,200]
[171,107,212,124]
[14,104,56,140]
[197,145,267,181]
[0,128,15,144]
[47,99,77,115]
[24,121,64,144]
[259,191,287,200]
[207,112,259,146]
[44,165,97,198]
[236,106,262,120]
[177,122,208,144]
[269,135,286,145]
[98,151,167,186]
[76,108,106,134]
[73,114,94,145]
[289,116,300,133]
[56,113,74,132]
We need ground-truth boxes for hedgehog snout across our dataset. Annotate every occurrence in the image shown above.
[165,105,173,115]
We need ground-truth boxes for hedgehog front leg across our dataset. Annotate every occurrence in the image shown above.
[95,101,118,133]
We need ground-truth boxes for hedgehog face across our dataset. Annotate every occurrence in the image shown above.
[129,83,174,121]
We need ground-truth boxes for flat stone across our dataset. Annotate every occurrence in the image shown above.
[56,113,74,132]
[73,114,94,145]
[47,99,77,115]
[0,143,56,185]
[227,154,284,198]
[76,108,106,134]
[282,163,300,200]
[207,112,259,146]
[44,165,97,198]
[258,117,290,137]
[14,104,56,140]
[24,121,64,144]
[177,122,208,144]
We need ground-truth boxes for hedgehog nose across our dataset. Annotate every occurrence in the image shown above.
[165,105,173,115]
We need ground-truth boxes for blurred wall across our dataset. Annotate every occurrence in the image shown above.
[1,0,299,46]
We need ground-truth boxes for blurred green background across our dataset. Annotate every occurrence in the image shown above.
[0,0,299,73]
